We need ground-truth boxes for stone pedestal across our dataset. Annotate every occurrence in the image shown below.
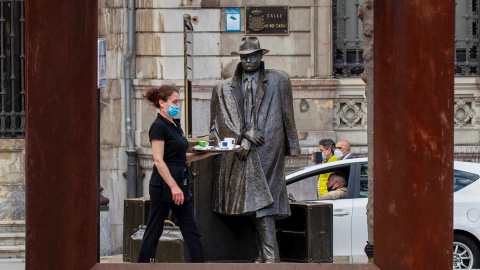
[100,205,111,256]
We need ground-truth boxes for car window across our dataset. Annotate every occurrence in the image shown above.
[286,165,352,200]
[356,165,479,196]
[454,169,479,192]
[359,163,368,198]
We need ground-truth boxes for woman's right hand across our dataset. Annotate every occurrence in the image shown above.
[171,185,184,205]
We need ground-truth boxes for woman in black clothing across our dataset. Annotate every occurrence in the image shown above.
[138,85,217,263]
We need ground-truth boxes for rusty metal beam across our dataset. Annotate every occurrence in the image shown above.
[373,0,455,269]
[25,0,98,269]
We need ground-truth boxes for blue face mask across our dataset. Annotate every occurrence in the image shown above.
[165,104,180,117]
[321,152,326,162]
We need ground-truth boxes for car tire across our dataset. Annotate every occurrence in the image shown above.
[453,234,480,269]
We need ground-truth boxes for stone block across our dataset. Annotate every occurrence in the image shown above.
[107,50,125,80]
[193,33,221,56]
[136,56,158,79]
[137,0,202,8]
[106,0,125,8]
[218,0,312,7]
[106,33,125,52]
[194,57,222,79]
[297,131,336,148]
[316,4,333,77]
[294,98,334,132]
[137,9,221,32]
[100,98,123,148]
[136,33,184,56]
[98,7,108,37]
[0,186,25,220]
[0,150,24,186]
[192,99,211,137]
[137,98,157,147]
[100,210,112,256]
[111,223,124,254]
[101,170,126,226]
[100,79,123,100]
[105,8,125,34]
[220,56,240,78]
[290,7,311,31]
[454,130,480,145]
[334,131,368,145]
[263,55,312,78]
[98,0,107,8]
[219,33,310,56]
[100,147,121,171]
[163,57,184,79]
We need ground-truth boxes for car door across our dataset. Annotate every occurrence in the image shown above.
[329,194,354,261]
[350,162,369,263]
[286,163,356,261]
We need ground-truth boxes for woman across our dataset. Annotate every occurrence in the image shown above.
[138,85,217,263]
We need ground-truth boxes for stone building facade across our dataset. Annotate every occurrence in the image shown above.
[94,0,480,254]
[1,0,479,257]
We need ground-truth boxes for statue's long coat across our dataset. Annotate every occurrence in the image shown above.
[210,62,300,219]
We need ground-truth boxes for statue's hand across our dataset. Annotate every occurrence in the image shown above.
[238,148,249,160]
[244,129,265,146]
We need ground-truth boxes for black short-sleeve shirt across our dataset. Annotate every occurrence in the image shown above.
[149,113,189,164]
[149,114,190,202]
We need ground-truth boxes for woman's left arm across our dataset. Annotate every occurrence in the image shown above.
[186,152,219,163]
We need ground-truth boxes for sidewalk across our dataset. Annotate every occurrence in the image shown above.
[0,254,124,270]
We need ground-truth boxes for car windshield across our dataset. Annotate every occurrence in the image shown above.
[454,169,479,192]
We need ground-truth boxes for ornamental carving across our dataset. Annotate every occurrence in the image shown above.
[337,100,365,128]
[454,99,476,127]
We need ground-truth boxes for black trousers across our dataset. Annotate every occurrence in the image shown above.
[138,185,205,263]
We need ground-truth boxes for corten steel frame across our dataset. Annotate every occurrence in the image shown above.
[25,0,454,270]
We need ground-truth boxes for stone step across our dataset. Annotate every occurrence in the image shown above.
[0,245,25,259]
[0,233,25,246]
[0,221,25,233]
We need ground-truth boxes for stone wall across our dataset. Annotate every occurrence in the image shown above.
[0,139,25,220]
[98,0,129,254]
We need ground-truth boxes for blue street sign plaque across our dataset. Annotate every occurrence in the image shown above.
[226,9,241,32]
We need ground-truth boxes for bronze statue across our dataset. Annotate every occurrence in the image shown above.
[210,36,300,263]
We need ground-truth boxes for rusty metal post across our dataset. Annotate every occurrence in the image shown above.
[373,1,454,269]
[25,0,98,269]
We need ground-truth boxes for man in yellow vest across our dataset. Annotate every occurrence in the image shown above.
[317,139,340,198]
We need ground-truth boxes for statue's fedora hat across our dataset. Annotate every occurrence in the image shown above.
[231,37,270,55]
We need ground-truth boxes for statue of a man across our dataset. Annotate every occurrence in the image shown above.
[210,36,300,263]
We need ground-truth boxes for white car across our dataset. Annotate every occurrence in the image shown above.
[286,157,480,269]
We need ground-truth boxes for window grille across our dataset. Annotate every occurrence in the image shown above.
[455,0,479,76]
[333,0,480,77]
[0,0,25,138]
[333,0,365,77]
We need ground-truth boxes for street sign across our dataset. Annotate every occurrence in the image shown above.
[97,38,107,88]
[226,9,241,32]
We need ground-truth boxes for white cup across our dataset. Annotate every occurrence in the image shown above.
[224,137,235,149]
[219,141,228,149]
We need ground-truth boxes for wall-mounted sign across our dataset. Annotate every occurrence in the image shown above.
[97,38,107,88]
[226,9,241,32]
[245,6,289,36]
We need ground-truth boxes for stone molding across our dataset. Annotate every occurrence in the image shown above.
[0,139,25,153]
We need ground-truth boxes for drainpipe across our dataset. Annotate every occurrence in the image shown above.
[124,0,137,198]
